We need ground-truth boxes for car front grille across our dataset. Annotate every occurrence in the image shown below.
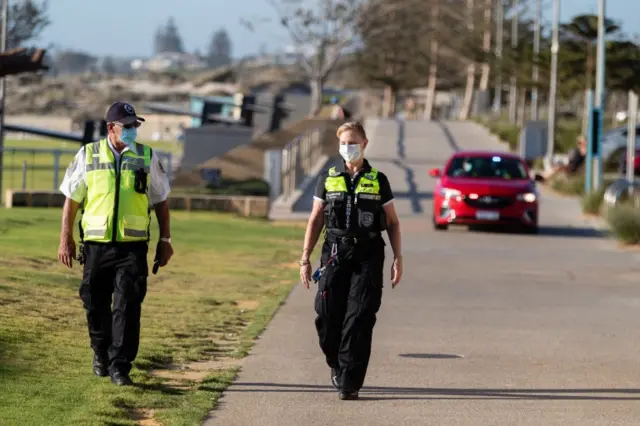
[463,195,514,209]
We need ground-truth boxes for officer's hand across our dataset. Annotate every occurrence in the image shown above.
[300,263,312,289]
[158,240,174,267]
[391,256,403,288]
[58,236,76,269]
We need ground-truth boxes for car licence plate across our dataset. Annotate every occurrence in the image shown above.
[475,210,499,220]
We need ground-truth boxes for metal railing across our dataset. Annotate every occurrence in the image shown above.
[1,147,173,193]
[279,123,328,201]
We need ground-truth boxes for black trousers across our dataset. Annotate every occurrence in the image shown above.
[314,236,385,393]
[79,241,149,375]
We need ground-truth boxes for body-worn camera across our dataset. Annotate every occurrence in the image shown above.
[134,168,148,194]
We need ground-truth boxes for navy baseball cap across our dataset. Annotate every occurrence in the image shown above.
[105,101,145,125]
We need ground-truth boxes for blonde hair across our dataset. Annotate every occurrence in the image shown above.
[336,121,367,140]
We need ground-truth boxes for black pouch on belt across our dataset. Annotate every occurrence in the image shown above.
[134,168,148,194]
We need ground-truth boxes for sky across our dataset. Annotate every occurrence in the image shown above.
[36,0,640,59]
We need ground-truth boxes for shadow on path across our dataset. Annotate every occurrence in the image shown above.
[221,382,640,401]
[537,225,607,239]
[434,120,460,152]
[393,120,424,214]
[399,353,462,359]
[367,157,443,167]
[468,224,606,239]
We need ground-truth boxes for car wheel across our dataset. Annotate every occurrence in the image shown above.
[432,215,448,231]
[522,224,538,234]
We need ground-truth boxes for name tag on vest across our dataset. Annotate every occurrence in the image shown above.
[358,193,381,200]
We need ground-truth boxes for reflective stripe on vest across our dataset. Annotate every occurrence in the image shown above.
[81,139,152,243]
[324,167,380,195]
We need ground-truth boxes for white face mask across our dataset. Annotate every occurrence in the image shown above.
[339,144,362,163]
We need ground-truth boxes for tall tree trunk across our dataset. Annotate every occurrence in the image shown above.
[507,0,518,124]
[459,0,476,120]
[517,86,526,128]
[460,63,477,120]
[581,89,589,136]
[383,85,395,118]
[581,44,594,134]
[478,0,492,91]
[309,77,324,117]
[424,0,439,121]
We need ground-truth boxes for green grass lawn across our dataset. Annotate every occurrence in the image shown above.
[1,139,182,197]
[0,208,306,425]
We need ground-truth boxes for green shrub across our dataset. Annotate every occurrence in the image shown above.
[206,178,270,196]
[550,173,585,196]
[555,119,582,154]
[605,204,640,244]
[582,187,606,215]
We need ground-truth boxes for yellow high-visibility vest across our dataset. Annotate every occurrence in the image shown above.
[80,138,152,243]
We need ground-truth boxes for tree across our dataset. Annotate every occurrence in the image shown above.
[153,17,184,54]
[102,56,116,75]
[245,0,363,116]
[207,28,232,68]
[354,0,431,117]
[3,0,50,49]
[54,50,97,74]
[560,14,620,93]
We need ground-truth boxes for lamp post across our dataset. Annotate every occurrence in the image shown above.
[0,0,7,203]
[531,0,541,120]
[492,0,503,114]
[592,0,606,192]
[546,0,559,167]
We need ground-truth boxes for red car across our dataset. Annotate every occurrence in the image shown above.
[429,151,539,233]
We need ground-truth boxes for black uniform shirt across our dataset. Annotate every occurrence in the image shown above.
[314,159,395,206]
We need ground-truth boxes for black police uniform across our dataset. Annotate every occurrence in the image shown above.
[313,158,394,398]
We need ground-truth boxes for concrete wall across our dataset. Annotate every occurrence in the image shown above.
[5,190,269,218]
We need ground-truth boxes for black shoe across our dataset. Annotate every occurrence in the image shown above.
[339,390,359,400]
[92,353,108,377]
[110,371,134,386]
[331,368,340,390]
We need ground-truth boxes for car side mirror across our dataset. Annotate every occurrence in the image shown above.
[429,168,441,178]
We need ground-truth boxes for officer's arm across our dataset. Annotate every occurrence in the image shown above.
[301,176,327,262]
[61,198,80,242]
[380,174,402,259]
[149,154,172,240]
[384,202,402,259]
[59,147,87,242]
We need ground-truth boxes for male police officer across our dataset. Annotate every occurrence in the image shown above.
[57,101,173,386]
[299,121,403,400]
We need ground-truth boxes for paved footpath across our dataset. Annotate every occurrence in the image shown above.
[204,119,640,426]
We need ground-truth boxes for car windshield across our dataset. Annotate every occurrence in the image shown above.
[445,155,528,179]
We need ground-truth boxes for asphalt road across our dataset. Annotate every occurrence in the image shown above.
[203,119,640,426]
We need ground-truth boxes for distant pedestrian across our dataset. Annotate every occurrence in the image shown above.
[57,101,174,386]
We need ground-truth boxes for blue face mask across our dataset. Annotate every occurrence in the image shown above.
[120,127,137,146]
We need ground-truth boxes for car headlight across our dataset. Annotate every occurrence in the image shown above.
[440,188,461,199]
[517,192,537,202]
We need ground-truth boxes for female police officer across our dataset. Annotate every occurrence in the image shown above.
[299,121,403,400]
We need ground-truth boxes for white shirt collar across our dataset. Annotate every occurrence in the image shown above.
[106,136,130,156]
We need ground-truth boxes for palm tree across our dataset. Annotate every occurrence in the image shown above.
[560,14,619,132]
[560,14,619,91]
